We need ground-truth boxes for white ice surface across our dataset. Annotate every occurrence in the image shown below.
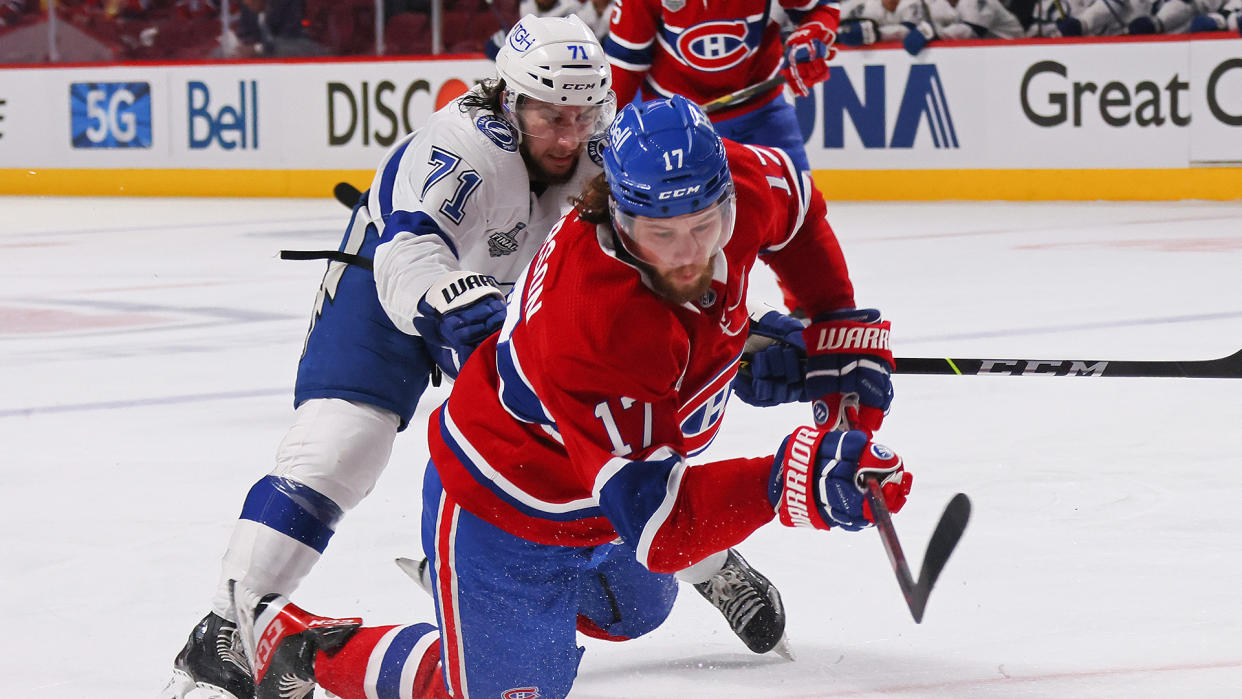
[2,196,1241,698]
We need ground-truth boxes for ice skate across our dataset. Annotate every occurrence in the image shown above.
[230,581,362,699]
[161,611,254,699]
[694,549,793,659]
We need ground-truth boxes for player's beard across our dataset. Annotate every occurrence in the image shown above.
[521,142,580,186]
[645,259,715,305]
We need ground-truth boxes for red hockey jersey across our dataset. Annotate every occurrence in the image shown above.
[427,140,855,574]
[604,0,840,119]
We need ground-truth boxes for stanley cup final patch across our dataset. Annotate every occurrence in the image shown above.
[488,221,526,257]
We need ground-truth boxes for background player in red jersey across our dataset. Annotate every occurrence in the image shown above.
[603,0,839,173]
[228,95,911,699]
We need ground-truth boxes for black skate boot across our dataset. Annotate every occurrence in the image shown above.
[161,611,254,699]
[693,549,791,658]
[231,582,363,699]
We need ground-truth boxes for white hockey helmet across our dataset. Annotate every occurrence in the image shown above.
[495,14,615,139]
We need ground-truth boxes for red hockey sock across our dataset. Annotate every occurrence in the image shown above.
[314,624,447,698]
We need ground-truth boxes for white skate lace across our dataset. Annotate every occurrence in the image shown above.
[277,672,315,699]
[700,567,764,633]
[215,624,251,675]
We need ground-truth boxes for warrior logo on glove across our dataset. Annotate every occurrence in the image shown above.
[770,427,912,532]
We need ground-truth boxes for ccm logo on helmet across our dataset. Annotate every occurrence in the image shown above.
[658,185,701,199]
[562,82,598,90]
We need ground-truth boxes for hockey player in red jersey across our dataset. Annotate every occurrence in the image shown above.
[606,0,842,315]
[230,95,911,699]
[604,0,839,173]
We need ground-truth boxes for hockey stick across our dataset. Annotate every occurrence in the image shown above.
[742,332,1242,379]
[894,348,1242,379]
[701,75,787,114]
[279,248,373,270]
[865,481,971,623]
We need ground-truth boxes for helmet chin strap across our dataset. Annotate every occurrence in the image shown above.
[499,89,526,146]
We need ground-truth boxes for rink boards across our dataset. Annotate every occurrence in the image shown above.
[0,34,1238,200]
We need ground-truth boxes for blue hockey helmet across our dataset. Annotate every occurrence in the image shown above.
[604,95,735,267]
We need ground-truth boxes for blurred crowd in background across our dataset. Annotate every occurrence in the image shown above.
[0,0,1238,64]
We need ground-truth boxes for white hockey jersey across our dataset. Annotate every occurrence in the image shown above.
[367,89,603,337]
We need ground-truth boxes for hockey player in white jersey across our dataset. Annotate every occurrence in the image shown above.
[1049,0,1156,35]
[1024,0,1092,36]
[1132,0,1240,33]
[837,0,1021,53]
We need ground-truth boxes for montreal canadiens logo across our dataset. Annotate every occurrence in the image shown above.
[675,20,752,72]
[476,115,518,152]
[502,689,540,699]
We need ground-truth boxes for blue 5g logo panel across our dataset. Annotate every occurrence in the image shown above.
[70,82,153,149]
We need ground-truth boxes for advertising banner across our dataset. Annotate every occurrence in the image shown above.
[0,58,493,172]
[0,38,1237,198]
[800,36,1241,171]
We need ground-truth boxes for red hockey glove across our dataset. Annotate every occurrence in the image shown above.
[781,21,838,98]
[802,308,894,437]
[769,426,912,531]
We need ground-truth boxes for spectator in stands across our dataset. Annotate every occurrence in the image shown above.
[0,0,33,28]
[231,0,326,56]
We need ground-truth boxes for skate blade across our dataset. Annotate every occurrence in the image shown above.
[395,556,435,596]
[186,686,241,699]
[771,632,796,662]
[158,670,195,699]
[394,556,421,582]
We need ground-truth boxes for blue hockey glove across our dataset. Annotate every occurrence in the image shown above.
[734,309,808,407]
[1189,13,1225,32]
[902,21,935,55]
[1189,12,1238,33]
[412,271,506,379]
[1055,16,1084,36]
[769,426,912,531]
[837,18,878,46]
[801,308,894,437]
[1127,16,1159,34]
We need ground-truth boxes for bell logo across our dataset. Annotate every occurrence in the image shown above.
[821,64,959,149]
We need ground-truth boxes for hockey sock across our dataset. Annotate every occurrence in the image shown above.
[673,549,729,584]
[315,624,444,699]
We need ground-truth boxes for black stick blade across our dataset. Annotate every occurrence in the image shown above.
[333,181,363,209]
[910,493,972,622]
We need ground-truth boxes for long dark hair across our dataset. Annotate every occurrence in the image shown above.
[458,78,505,115]
[571,173,611,224]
